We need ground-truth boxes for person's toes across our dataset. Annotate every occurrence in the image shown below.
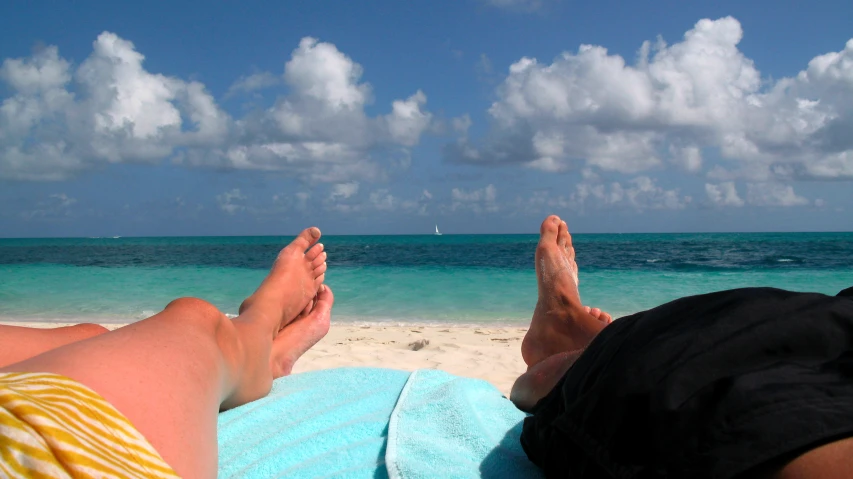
[311,251,327,269]
[312,285,333,314]
[287,227,321,253]
[239,226,322,325]
[314,261,327,277]
[557,220,569,249]
[586,307,612,324]
[305,243,324,262]
[563,223,579,281]
[539,215,561,244]
[314,273,325,289]
[564,225,576,260]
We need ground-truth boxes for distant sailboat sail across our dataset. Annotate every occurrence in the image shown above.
[435,224,442,236]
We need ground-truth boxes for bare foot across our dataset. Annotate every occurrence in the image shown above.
[511,301,612,411]
[222,228,328,409]
[521,215,608,368]
[238,227,327,333]
[270,285,334,377]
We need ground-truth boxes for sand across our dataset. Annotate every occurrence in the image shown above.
[293,325,528,396]
[0,321,529,396]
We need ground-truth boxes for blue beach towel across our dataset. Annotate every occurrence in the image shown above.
[386,369,543,479]
[217,367,543,478]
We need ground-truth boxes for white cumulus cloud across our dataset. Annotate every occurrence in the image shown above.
[369,189,396,211]
[384,91,433,146]
[745,183,809,207]
[705,182,744,207]
[329,181,360,200]
[0,34,433,182]
[217,189,246,214]
[447,17,853,183]
[226,72,279,96]
[50,193,77,208]
[571,176,691,210]
[451,184,499,212]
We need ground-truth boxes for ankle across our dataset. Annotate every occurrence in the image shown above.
[220,321,275,410]
[235,302,281,333]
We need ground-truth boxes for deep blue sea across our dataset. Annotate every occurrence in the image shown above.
[1,233,852,325]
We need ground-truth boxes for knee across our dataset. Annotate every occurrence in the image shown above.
[164,297,226,327]
[68,323,109,338]
[165,297,222,317]
[163,297,241,370]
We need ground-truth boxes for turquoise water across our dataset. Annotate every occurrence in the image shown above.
[1,233,852,325]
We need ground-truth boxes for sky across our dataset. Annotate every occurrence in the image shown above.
[1,0,852,237]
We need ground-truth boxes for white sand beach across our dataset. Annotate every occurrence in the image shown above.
[0,322,529,396]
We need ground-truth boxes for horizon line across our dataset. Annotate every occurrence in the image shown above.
[3,230,853,240]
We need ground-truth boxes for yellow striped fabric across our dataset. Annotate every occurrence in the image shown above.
[0,372,179,478]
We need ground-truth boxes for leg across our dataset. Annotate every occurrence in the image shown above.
[512,215,611,411]
[514,217,853,477]
[0,323,108,368]
[1,227,329,479]
[773,438,853,479]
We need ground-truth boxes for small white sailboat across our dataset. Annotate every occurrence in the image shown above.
[434,224,442,236]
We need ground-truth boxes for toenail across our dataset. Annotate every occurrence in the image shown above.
[310,227,321,237]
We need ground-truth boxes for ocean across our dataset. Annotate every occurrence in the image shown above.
[1,233,852,325]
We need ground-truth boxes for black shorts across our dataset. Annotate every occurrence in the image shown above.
[522,286,853,478]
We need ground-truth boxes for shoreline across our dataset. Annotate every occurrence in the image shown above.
[0,315,535,328]
[0,321,528,396]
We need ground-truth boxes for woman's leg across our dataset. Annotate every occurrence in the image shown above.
[0,227,329,479]
[0,323,109,368]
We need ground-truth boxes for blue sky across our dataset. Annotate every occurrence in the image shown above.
[1,0,852,236]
